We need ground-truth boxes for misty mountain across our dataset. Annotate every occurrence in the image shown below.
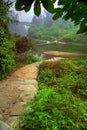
[8,10,28,36]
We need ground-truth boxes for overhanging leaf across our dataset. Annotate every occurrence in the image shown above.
[15,0,34,11]
[15,0,24,10]
[77,19,87,33]
[34,0,41,16]
[41,0,55,13]
[53,9,63,20]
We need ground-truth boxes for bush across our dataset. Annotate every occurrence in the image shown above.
[16,36,35,53]
[38,58,87,98]
[19,87,87,130]
[25,54,42,64]
[0,27,16,79]
[0,1,16,80]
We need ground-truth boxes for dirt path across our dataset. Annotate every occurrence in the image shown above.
[0,62,40,129]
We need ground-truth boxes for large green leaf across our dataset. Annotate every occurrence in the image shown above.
[41,0,55,13]
[34,0,41,16]
[53,8,63,20]
[15,0,24,10]
[77,19,87,33]
[15,0,34,11]
[58,0,71,5]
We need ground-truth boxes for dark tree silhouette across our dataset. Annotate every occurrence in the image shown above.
[15,0,87,33]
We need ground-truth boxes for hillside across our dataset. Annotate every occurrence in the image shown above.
[28,15,87,44]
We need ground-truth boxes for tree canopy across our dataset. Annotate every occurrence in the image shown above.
[15,0,87,33]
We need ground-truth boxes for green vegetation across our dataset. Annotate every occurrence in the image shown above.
[19,58,87,130]
[15,36,36,54]
[25,54,42,64]
[14,36,42,65]
[28,17,87,43]
[0,1,16,79]
[27,17,87,54]
[28,18,79,41]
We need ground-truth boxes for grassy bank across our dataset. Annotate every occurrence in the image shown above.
[19,57,87,130]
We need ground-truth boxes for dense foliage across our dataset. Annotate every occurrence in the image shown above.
[19,58,87,130]
[25,54,42,64]
[28,17,78,41]
[15,0,87,33]
[0,1,16,79]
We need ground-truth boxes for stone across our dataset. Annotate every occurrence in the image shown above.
[0,120,14,130]
[10,103,24,116]
[6,117,19,129]
[19,84,38,102]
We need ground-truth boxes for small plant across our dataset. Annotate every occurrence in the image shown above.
[25,54,42,64]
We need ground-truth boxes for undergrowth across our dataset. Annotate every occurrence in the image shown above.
[0,1,16,80]
[19,57,87,130]
[25,54,42,64]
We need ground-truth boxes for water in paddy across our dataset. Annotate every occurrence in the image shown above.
[36,43,87,55]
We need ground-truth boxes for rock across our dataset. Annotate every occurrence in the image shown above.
[6,117,19,129]
[10,103,24,116]
[0,120,14,130]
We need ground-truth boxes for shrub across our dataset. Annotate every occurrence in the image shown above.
[25,54,42,64]
[19,88,87,130]
[0,1,16,79]
[38,58,87,98]
[39,60,65,77]
[38,69,57,87]
[16,36,35,53]
[0,27,16,79]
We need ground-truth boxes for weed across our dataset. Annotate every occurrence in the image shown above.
[25,55,42,64]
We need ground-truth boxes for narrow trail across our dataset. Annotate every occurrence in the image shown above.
[0,58,62,129]
[0,62,40,129]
